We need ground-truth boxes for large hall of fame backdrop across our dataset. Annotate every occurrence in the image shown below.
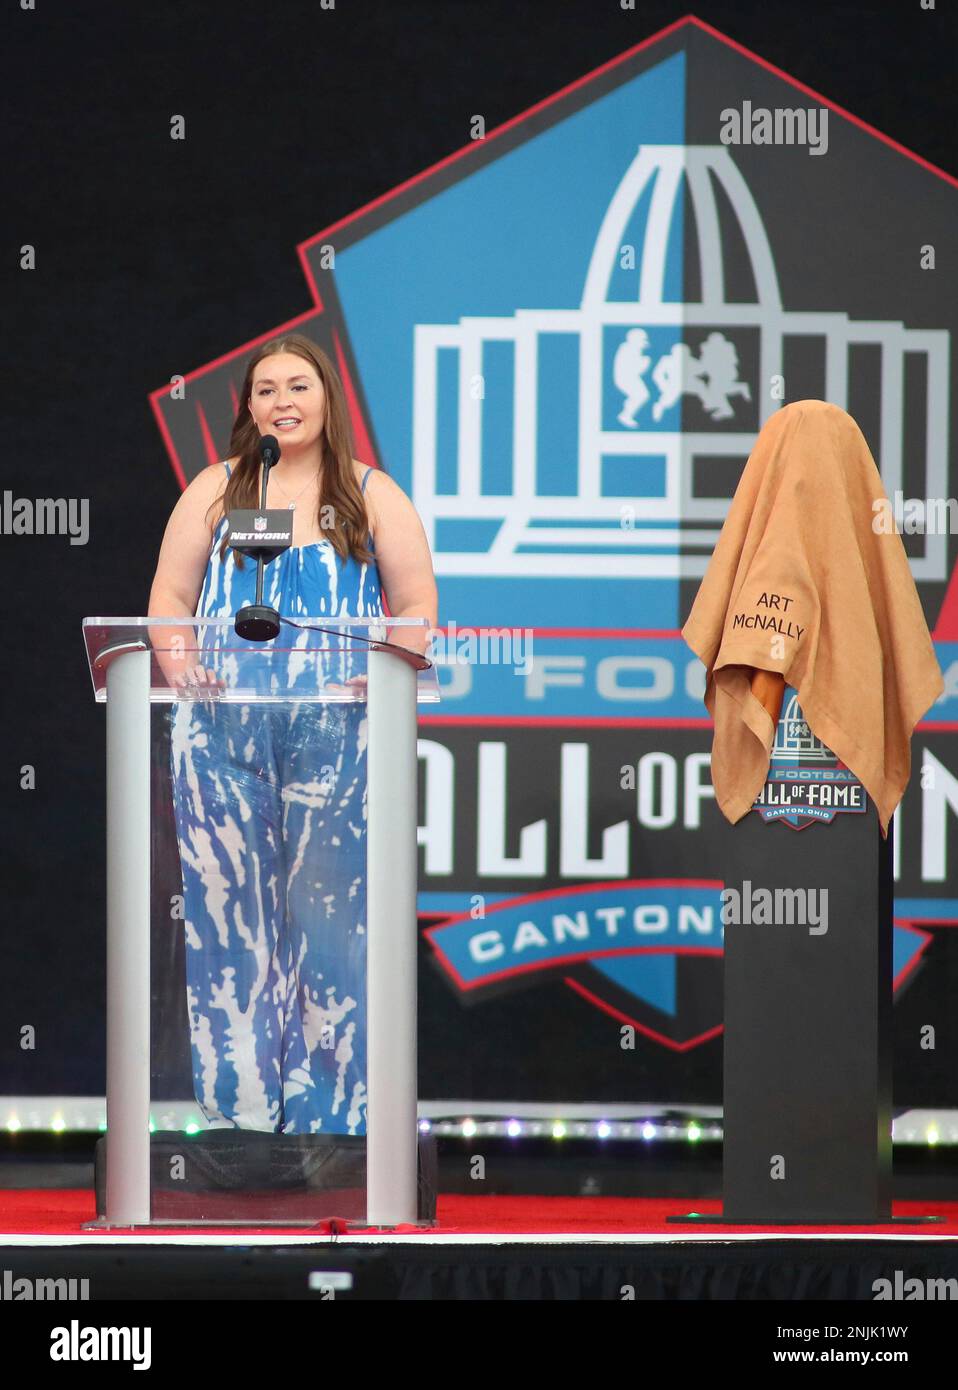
[4,10,957,1108]
[152,21,958,1110]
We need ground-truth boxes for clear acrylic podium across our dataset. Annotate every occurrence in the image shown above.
[81,615,439,1228]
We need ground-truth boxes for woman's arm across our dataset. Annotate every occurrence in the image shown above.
[364,469,439,658]
[148,463,226,689]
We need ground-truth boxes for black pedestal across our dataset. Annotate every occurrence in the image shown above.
[669,770,918,1224]
[719,801,894,1222]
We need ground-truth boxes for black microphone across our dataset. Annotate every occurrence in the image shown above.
[228,433,290,641]
[258,433,281,507]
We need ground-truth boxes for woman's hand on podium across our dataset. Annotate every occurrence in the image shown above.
[170,663,226,698]
[323,673,368,699]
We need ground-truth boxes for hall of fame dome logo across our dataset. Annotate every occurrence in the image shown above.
[751,693,867,829]
[411,139,949,587]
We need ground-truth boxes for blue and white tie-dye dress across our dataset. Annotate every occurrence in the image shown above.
[169,460,383,1136]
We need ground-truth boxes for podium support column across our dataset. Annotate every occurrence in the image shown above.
[104,647,152,1225]
[366,648,419,1226]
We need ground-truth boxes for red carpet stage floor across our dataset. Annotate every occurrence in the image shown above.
[3,1189,958,1240]
[4,1191,958,1301]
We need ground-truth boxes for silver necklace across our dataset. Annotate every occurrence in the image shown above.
[266,469,318,511]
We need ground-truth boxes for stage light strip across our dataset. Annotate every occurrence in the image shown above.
[1,1099,958,1145]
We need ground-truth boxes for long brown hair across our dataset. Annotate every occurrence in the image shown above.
[208,333,375,567]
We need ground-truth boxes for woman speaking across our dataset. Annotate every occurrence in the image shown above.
[148,333,438,1137]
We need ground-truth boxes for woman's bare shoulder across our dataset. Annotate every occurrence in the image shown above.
[184,459,232,495]
[174,461,231,530]
[352,457,382,512]
[353,459,406,494]
[356,461,415,513]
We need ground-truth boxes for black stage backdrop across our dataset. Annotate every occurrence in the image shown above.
[2,0,957,1108]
